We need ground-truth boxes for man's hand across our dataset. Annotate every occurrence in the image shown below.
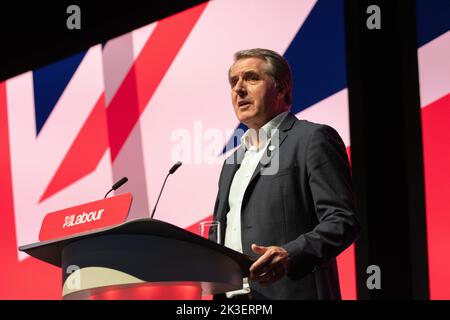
[249,244,291,285]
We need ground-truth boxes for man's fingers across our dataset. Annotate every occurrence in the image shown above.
[250,252,287,274]
[250,263,284,280]
[251,244,268,254]
[249,245,290,282]
[248,245,291,286]
[250,269,273,282]
[249,250,274,273]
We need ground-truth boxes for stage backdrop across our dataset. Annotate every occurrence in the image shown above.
[416,0,450,300]
[0,0,356,299]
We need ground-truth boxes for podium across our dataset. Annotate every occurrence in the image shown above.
[19,218,254,299]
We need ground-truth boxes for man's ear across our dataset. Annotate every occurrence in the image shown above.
[277,82,287,100]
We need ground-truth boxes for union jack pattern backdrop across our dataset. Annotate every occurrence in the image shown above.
[416,0,450,300]
[0,0,448,299]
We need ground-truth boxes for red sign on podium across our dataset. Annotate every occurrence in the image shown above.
[39,193,132,241]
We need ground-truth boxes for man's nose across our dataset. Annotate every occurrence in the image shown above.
[234,79,247,96]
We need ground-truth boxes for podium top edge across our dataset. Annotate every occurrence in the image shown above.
[19,218,254,275]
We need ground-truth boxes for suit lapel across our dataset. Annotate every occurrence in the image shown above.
[247,112,297,186]
[217,113,297,221]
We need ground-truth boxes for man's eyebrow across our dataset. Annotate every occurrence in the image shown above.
[229,70,260,82]
[229,75,238,84]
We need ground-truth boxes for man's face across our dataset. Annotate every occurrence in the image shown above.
[229,57,285,129]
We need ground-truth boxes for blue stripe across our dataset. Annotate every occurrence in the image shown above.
[416,0,450,47]
[33,51,87,135]
[285,0,346,114]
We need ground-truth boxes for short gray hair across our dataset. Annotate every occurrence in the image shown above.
[231,48,293,105]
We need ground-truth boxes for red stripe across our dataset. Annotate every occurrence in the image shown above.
[421,92,450,299]
[337,244,357,299]
[0,82,18,262]
[335,146,357,299]
[107,3,207,160]
[0,81,61,299]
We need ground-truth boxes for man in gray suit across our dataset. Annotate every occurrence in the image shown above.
[212,48,360,300]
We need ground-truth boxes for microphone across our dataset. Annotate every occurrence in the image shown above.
[104,177,128,198]
[150,161,182,219]
[169,161,182,174]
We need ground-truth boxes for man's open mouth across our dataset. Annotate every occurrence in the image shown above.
[238,101,251,107]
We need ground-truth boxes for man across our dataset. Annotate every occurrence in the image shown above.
[211,48,360,300]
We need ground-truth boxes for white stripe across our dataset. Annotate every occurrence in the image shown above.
[102,23,157,105]
[418,31,450,107]
[102,33,135,105]
[103,24,158,218]
[110,122,151,221]
[297,89,350,147]
[132,23,157,59]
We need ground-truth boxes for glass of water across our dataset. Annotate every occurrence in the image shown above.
[199,221,221,244]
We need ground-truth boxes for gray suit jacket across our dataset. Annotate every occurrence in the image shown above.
[212,112,360,300]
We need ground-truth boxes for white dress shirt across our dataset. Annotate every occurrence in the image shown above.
[224,111,288,297]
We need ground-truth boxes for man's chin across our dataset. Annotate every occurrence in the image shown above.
[236,111,256,125]
[237,117,253,128]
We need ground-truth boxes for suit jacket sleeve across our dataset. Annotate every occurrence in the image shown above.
[282,125,360,279]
